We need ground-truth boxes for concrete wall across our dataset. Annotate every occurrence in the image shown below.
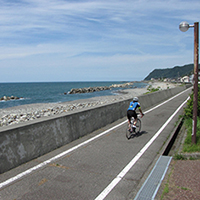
[0,85,191,173]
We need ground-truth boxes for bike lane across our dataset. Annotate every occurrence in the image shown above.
[0,88,192,200]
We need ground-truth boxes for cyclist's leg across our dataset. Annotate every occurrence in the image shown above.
[133,118,137,126]
[127,110,132,130]
[132,111,137,128]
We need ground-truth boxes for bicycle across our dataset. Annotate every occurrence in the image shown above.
[126,115,142,140]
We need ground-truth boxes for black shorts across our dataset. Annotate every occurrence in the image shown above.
[127,110,137,121]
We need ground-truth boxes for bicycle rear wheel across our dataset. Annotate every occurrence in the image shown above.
[135,118,141,133]
[126,118,141,139]
[126,124,132,140]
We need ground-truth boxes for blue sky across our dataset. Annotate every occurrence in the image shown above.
[0,0,199,82]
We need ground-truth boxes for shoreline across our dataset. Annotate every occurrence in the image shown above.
[0,81,180,127]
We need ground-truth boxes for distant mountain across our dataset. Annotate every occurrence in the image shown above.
[144,64,200,81]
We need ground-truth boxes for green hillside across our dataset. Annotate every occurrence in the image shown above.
[144,64,199,81]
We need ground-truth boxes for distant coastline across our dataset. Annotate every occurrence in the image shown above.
[0,81,148,109]
[0,81,180,128]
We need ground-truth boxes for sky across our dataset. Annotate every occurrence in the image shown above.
[0,0,200,82]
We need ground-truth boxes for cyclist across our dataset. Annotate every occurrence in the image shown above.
[127,97,144,132]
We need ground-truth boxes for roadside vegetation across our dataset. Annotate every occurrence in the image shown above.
[160,85,200,200]
[182,85,200,153]
[172,85,200,160]
[144,85,161,94]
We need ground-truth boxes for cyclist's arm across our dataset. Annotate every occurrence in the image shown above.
[139,108,144,118]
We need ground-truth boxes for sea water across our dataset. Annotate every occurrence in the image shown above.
[0,81,148,109]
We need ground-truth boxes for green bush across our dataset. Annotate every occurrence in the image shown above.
[145,86,160,94]
[184,85,200,118]
[182,85,200,152]
[182,117,200,152]
[173,153,187,160]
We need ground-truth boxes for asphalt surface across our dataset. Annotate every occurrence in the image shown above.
[0,88,192,200]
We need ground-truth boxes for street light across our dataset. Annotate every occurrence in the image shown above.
[179,21,199,144]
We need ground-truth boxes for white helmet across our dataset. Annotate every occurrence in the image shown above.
[133,97,138,102]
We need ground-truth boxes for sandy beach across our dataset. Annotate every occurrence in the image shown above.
[0,81,180,127]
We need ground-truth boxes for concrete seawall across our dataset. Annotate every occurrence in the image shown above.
[0,85,191,174]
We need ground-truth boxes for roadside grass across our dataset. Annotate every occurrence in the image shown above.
[173,153,187,160]
[180,85,200,154]
[182,117,200,153]
[160,167,174,200]
[161,88,199,199]
[173,117,200,160]
[178,186,191,191]
[160,183,169,200]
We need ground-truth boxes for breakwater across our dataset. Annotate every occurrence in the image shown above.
[1,81,148,109]
[67,82,135,94]
[0,85,192,173]
[0,96,22,101]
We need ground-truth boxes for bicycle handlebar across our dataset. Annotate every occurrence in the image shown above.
[138,113,145,118]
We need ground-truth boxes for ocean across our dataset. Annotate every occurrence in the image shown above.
[0,81,148,109]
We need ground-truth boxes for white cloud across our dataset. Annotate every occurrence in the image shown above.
[0,0,199,82]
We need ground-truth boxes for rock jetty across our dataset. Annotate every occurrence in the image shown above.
[67,82,134,94]
[68,86,110,94]
[0,96,22,101]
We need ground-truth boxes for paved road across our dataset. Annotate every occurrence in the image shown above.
[0,88,192,200]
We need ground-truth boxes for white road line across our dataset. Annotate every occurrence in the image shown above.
[0,121,126,189]
[95,96,190,200]
[144,87,191,114]
[0,88,191,189]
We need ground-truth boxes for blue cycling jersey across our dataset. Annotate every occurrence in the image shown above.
[127,101,141,111]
